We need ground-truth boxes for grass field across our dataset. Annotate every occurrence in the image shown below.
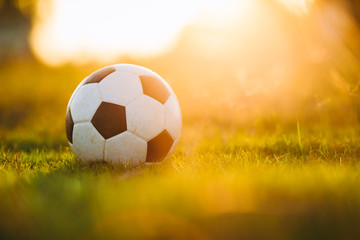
[1,61,360,239]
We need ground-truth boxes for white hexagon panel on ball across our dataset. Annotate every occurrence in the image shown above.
[72,122,105,162]
[70,84,102,123]
[99,70,143,106]
[65,64,182,167]
[164,94,182,142]
[105,131,147,166]
[126,95,165,141]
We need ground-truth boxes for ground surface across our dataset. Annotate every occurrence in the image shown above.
[1,61,360,239]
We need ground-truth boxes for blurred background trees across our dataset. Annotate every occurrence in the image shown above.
[303,0,360,121]
[0,0,37,61]
[0,0,360,136]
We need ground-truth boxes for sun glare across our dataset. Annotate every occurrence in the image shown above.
[276,0,313,15]
[30,0,237,66]
[30,0,312,66]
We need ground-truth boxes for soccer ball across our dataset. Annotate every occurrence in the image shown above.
[65,64,182,166]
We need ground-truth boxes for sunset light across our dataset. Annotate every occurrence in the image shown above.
[30,0,237,65]
[29,0,315,66]
[2,0,360,238]
[276,0,313,14]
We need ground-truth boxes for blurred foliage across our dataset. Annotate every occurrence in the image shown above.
[13,0,38,17]
[0,0,359,141]
[0,0,35,60]
[309,0,360,119]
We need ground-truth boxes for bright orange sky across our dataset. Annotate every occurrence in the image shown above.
[30,0,312,66]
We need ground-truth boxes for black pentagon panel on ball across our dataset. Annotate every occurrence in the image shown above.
[91,102,127,139]
[65,108,74,144]
[84,66,116,84]
[139,75,170,104]
[146,130,174,162]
